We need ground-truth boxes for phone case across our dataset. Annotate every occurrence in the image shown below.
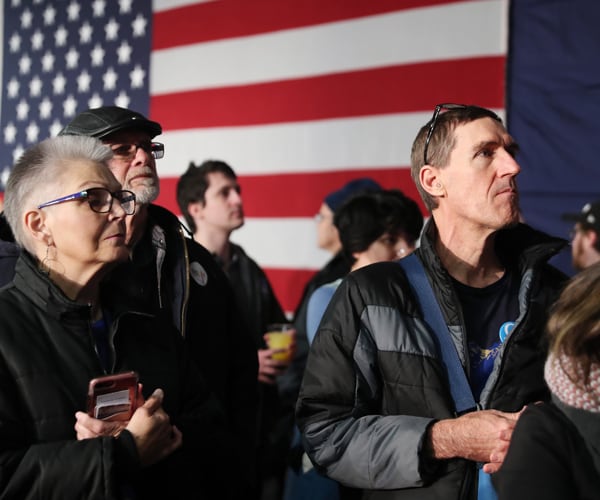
[87,371,139,421]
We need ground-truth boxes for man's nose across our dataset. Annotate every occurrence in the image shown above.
[229,190,242,204]
[499,149,521,176]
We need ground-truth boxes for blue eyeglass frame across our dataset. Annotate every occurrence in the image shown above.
[37,187,136,215]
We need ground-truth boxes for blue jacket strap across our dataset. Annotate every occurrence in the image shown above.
[398,253,477,414]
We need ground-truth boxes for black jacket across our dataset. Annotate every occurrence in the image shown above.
[104,205,259,496]
[0,241,17,284]
[296,221,568,499]
[494,400,600,499]
[0,217,18,286]
[0,206,259,497]
[0,252,224,499]
[216,242,291,487]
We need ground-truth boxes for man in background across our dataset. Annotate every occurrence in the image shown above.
[562,199,600,271]
[177,159,293,500]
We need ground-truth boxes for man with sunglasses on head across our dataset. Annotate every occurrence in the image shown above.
[296,104,568,499]
[0,106,258,498]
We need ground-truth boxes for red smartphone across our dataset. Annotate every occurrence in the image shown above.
[87,371,139,421]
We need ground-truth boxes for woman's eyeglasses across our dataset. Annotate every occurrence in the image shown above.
[37,187,136,215]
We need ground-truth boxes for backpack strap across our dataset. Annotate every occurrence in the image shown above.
[398,253,477,415]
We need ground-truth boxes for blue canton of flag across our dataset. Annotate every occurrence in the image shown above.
[1,0,152,191]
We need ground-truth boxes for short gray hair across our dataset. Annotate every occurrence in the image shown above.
[4,135,113,251]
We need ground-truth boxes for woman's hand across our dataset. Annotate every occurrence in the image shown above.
[75,387,182,467]
[125,388,182,467]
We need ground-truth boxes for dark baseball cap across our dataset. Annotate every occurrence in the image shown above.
[324,178,382,212]
[58,106,162,139]
[562,200,600,232]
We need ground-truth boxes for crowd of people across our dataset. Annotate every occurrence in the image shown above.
[0,103,597,500]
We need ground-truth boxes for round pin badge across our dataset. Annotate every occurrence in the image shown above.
[499,321,515,343]
[190,261,208,286]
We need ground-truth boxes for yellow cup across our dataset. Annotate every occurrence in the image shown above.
[266,323,294,362]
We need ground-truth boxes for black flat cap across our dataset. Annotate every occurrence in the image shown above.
[58,106,162,139]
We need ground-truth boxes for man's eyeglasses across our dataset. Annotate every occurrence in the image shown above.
[423,103,501,165]
[314,213,331,223]
[37,187,136,215]
[110,142,164,161]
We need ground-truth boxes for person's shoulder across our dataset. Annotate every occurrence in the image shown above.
[184,235,217,262]
[230,242,250,260]
[0,240,19,288]
[0,239,20,258]
[350,259,407,283]
[147,203,181,227]
[183,237,232,287]
[230,242,266,273]
[517,402,570,434]
[336,261,411,308]
[309,279,341,305]
[498,223,569,260]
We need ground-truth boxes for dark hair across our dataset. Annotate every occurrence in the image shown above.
[386,189,424,245]
[176,159,237,233]
[333,189,423,264]
[546,261,600,386]
[410,105,503,212]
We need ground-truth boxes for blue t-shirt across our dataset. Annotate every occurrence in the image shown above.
[452,271,519,400]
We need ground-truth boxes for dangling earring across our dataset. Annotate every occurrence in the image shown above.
[39,244,52,276]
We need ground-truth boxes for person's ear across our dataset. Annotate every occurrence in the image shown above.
[420,165,445,197]
[187,201,204,220]
[24,209,52,245]
[585,229,598,249]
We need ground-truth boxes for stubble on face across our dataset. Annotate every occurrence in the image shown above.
[444,119,522,232]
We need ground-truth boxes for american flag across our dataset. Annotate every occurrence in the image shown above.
[1,0,152,184]
[1,0,507,314]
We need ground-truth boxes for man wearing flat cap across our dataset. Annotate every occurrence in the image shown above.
[562,199,600,271]
[57,106,259,498]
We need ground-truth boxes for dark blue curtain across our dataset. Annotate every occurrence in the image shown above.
[507,0,600,275]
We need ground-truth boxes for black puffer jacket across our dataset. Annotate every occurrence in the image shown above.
[0,206,259,497]
[104,205,259,497]
[296,221,568,500]
[494,399,600,500]
[0,223,18,286]
[0,252,224,500]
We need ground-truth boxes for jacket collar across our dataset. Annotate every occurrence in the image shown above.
[13,251,91,321]
[418,218,568,275]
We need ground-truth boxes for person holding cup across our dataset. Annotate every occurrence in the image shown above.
[265,323,297,364]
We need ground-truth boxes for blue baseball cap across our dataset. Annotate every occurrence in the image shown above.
[324,178,382,213]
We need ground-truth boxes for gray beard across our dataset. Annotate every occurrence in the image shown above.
[133,184,160,205]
